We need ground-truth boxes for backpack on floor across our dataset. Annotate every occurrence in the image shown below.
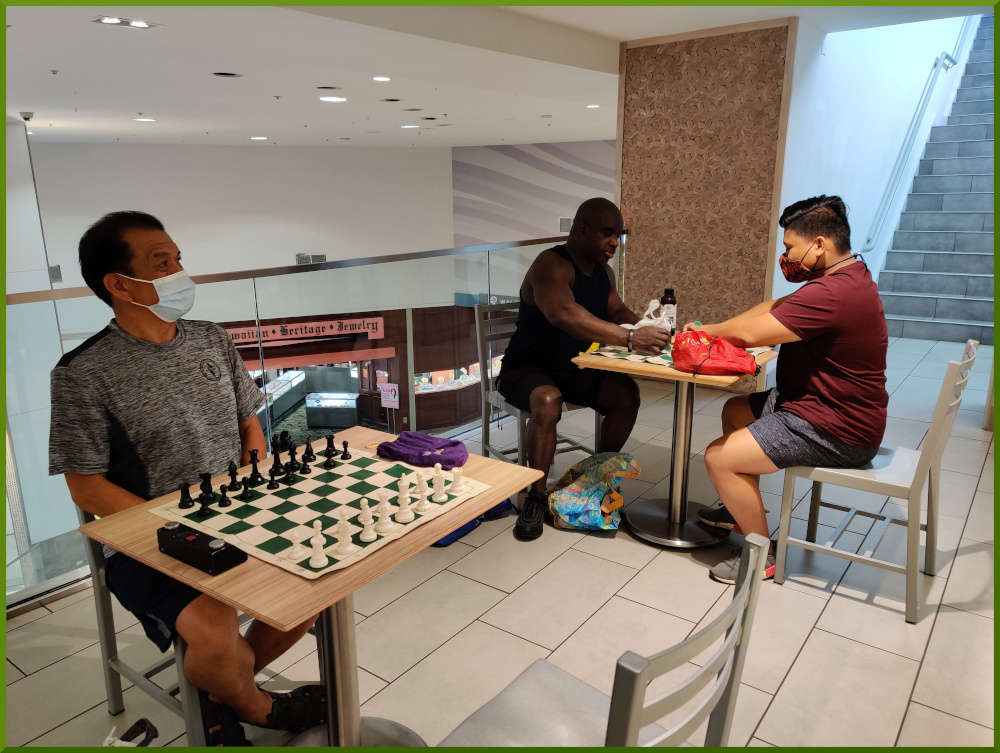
[547,453,641,531]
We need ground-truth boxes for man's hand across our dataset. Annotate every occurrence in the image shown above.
[632,325,671,354]
[682,321,700,333]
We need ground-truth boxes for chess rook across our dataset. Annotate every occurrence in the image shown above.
[178,483,194,509]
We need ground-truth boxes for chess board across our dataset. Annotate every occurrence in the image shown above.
[594,345,675,366]
[151,448,490,580]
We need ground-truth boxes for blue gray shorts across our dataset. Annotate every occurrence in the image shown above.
[746,389,878,470]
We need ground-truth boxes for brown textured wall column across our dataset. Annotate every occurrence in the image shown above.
[619,19,796,337]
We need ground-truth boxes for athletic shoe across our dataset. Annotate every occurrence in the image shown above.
[708,545,776,585]
[513,489,547,541]
[697,503,743,534]
[260,684,328,733]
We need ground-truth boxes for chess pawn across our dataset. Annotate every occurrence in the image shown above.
[340,440,352,460]
[286,443,300,472]
[267,465,280,490]
[414,472,428,498]
[432,463,448,503]
[358,498,374,525]
[218,484,231,507]
[413,473,433,514]
[227,461,241,491]
[310,520,326,548]
[359,517,378,543]
[331,517,360,556]
[299,456,312,475]
[395,484,415,523]
[238,477,254,501]
[374,492,396,534]
[451,468,465,494]
[285,529,309,560]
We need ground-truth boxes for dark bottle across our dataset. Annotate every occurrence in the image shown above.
[660,288,677,335]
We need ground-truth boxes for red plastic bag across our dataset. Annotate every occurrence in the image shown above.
[671,331,758,376]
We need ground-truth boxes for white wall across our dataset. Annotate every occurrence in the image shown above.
[29,143,455,287]
[775,15,973,297]
[5,120,51,293]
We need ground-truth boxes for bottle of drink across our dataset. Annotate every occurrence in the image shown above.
[660,288,677,335]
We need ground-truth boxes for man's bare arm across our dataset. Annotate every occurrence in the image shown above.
[531,254,631,346]
[65,472,148,517]
[604,264,639,325]
[239,414,267,464]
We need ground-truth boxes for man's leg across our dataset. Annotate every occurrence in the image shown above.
[525,384,563,494]
[721,395,756,435]
[703,428,779,542]
[594,373,640,452]
[245,615,318,675]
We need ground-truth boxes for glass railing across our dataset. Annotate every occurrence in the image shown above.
[4,236,573,606]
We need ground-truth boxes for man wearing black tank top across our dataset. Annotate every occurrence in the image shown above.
[496,198,672,540]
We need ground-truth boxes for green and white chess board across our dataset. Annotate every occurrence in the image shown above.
[151,448,489,579]
[593,345,675,367]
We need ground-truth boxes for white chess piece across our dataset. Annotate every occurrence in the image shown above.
[359,517,377,542]
[358,497,373,525]
[375,493,396,534]
[332,516,360,556]
[415,471,428,498]
[432,462,448,503]
[413,473,433,514]
[285,529,309,560]
[308,521,328,568]
[451,468,464,494]
[395,483,415,523]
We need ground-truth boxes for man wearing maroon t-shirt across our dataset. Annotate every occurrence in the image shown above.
[682,195,888,584]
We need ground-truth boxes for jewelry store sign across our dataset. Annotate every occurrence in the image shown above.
[227,317,384,347]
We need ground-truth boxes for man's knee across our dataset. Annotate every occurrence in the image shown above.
[704,437,727,474]
[176,596,240,657]
[721,395,753,432]
[529,386,563,423]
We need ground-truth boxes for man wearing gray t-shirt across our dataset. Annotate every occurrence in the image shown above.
[49,212,325,743]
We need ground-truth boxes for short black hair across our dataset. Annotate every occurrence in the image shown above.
[778,195,851,252]
[79,211,164,306]
[571,197,622,234]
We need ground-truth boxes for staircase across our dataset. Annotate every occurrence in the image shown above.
[880,14,994,345]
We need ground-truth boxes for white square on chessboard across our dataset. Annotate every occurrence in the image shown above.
[364,472,396,488]
[234,526,276,547]
[283,492,320,506]
[253,494,294,510]
[328,488,362,505]
[284,507,321,525]
[362,459,393,473]
[288,523,318,541]
[200,514,238,532]
[292,477,324,492]
[244,509,279,527]
[329,475,360,490]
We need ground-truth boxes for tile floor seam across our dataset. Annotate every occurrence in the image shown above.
[612,591,716,628]
[7,657,28,676]
[351,547,479,618]
[905,698,996,732]
[447,533,581,594]
[23,693,121,746]
[443,566,513,594]
[470,618,555,654]
[11,613,146,678]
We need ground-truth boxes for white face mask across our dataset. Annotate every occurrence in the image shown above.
[117,269,196,322]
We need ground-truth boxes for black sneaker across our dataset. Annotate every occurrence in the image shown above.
[513,489,547,541]
[697,503,741,534]
[260,684,328,733]
[198,691,252,747]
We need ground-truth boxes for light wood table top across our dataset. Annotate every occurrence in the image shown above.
[571,349,777,387]
[79,426,541,632]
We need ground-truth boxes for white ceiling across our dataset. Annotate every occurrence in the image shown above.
[5,6,618,148]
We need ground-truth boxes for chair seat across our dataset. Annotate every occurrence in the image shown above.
[786,444,921,499]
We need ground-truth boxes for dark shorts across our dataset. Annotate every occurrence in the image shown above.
[105,552,202,652]
[495,362,613,414]
[746,389,879,470]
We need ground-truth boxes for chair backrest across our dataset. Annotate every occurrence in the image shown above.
[604,534,768,747]
[915,339,978,478]
[474,302,519,405]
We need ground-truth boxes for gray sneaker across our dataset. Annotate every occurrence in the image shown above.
[709,545,776,585]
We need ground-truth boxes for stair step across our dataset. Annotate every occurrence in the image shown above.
[879,269,993,296]
[969,48,993,63]
[899,211,993,232]
[884,315,993,345]
[956,85,994,101]
[961,73,993,88]
[924,140,994,159]
[930,123,993,142]
[965,61,993,76]
[880,291,994,321]
[885,250,993,274]
[912,174,994,193]
[892,229,994,253]
[906,192,994,211]
[917,155,993,175]
[948,114,994,126]
[952,98,995,115]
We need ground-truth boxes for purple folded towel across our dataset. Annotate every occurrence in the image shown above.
[376,431,469,470]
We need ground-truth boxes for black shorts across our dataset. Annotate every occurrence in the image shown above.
[495,362,612,414]
[746,389,879,470]
[105,552,202,652]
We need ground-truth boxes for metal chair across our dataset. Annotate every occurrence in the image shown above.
[775,339,979,624]
[475,302,601,467]
[441,534,769,747]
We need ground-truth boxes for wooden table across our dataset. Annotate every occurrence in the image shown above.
[79,425,541,746]
[571,350,776,549]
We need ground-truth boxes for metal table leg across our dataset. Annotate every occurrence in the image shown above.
[315,595,426,747]
[623,381,729,549]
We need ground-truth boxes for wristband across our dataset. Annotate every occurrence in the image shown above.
[626,329,634,352]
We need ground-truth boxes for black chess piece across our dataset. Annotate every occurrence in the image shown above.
[218,484,231,507]
[279,430,291,452]
[238,477,254,501]
[196,493,213,517]
[282,465,296,485]
[299,455,311,475]
[267,464,281,490]
[247,449,266,487]
[270,434,281,460]
[340,440,352,460]
[323,452,336,470]
[227,461,240,491]
[286,442,300,472]
[323,435,336,460]
[178,483,194,509]
[198,472,215,503]
[302,436,317,463]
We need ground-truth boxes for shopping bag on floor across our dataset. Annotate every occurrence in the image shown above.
[671,331,757,376]
[547,453,641,531]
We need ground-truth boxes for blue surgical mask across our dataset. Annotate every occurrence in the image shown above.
[118,270,196,322]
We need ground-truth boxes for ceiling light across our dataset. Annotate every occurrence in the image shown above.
[213,72,242,78]
[26,130,33,135]
[319,96,347,103]
[129,19,150,28]
[316,85,341,90]
[586,104,600,109]
[540,114,552,118]
[401,124,419,129]
[250,136,268,141]
[339,137,351,141]
[99,16,121,24]
[94,16,155,28]
[380,98,401,103]
[422,116,437,120]
[133,117,156,122]
[403,107,422,112]
[372,76,391,82]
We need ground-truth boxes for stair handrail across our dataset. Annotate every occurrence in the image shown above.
[860,13,980,255]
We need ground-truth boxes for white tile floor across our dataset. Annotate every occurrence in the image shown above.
[4,338,993,747]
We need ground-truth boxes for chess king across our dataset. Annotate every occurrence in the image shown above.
[48,212,326,743]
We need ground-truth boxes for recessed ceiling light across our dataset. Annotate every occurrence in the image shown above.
[372,76,391,82]
[380,98,401,103]
[422,116,437,120]
[133,117,156,122]
[403,108,422,112]
[586,104,600,109]
[339,137,351,141]
[319,96,347,103]
[401,124,419,129]
[250,136,268,141]
[99,16,121,24]
[213,72,243,78]
[540,114,553,118]
[316,85,341,90]
[26,130,33,135]
[129,20,150,29]
[437,124,452,127]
